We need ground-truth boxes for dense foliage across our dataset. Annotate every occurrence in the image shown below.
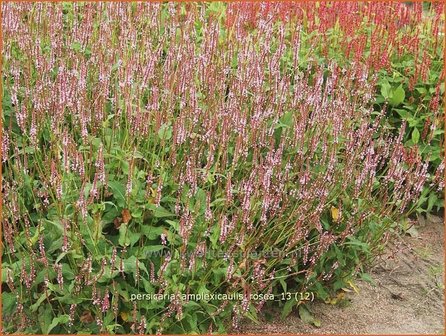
[1,2,444,334]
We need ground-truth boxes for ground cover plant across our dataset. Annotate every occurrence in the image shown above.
[1,2,444,334]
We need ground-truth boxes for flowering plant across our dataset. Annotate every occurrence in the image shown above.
[1,2,443,334]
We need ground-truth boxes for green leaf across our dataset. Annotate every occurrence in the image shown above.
[108,180,126,207]
[141,225,165,239]
[31,292,51,312]
[38,307,53,335]
[42,219,63,234]
[313,318,321,327]
[279,278,287,293]
[210,226,220,248]
[197,283,210,296]
[359,272,376,285]
[394,108,410,120]
[46,314,70,334]
[212,268,226,284]
[298,304,319,326]
[281,299,295,319]
[380,80,391,99]
[118,223,141,246]
[70,41,82,52]
[165,219,179,231]
[390,85,405,106]
[152,205,176,218]
[158,123,172,140]
[123,255,148,277]
[412,128,420,144]
[118,224,130,247]
[415,87,427,94]
[427,192,438,212]
[279,111,293,128]
[2,292,16,315]
[142,245,165,254]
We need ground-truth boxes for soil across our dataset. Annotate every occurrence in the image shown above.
[241,214,445,334]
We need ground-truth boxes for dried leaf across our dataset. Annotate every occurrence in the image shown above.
[325,292,345,305]
[122,209,131,224]
[120,311,129,321]
[406,225,419,238]
[238,259,247,270]
[148,187,157,199]
[80,310,94,324]
[331,206,340,221]
[347,280,360,294]
[114,217,123,229]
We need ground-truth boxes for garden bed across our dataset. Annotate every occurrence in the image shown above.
[1,2,444,334]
